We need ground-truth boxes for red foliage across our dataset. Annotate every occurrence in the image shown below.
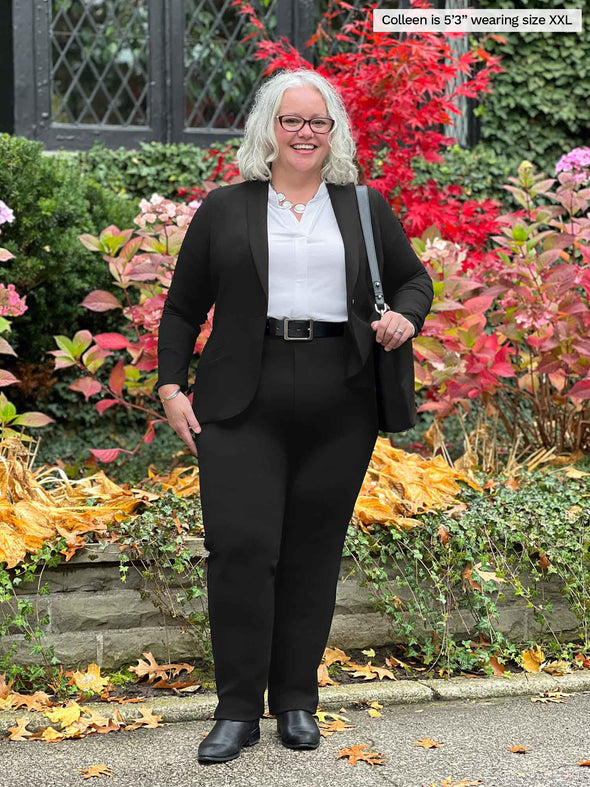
[233,0,505,271]
[176,144,242,204]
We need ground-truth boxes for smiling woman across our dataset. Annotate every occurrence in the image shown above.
[155,67,434,765]
[269,91,334,217]
[235,69,357,186]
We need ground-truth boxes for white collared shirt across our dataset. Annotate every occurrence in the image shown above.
[266,180,348,321]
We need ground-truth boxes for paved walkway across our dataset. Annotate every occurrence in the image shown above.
[1,674,590,786]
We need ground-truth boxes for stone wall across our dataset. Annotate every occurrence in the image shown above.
[0,538,580,669]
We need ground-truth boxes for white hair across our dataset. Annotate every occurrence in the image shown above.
[236,69,358,185]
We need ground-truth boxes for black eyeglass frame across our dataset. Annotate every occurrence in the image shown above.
[275,114,335,134]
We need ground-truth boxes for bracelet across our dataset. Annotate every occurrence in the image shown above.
[160,387,181,402]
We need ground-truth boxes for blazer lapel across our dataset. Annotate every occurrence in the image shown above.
[246,179,361,314]
[246,179,270,301]
[326,182,361,314]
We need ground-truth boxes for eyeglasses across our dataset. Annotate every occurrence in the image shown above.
[275,114,335,134]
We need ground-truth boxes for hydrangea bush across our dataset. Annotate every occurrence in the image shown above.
[0,202,54,435]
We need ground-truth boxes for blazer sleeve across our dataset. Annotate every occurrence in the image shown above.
[369,187,434,337]
[155,191,216,394]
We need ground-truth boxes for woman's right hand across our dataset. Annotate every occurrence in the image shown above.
[159,385,201,457]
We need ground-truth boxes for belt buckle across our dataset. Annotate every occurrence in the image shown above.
[283,317,314,341]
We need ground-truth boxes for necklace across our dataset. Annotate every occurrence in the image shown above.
[270,182,316,214]
[274,191,306,213]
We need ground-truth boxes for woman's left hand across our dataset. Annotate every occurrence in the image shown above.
[370,307,415,350]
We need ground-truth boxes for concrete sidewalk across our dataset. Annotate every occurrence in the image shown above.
[1,672,590,786]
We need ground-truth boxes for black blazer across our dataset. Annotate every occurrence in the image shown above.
[156,179,434,424]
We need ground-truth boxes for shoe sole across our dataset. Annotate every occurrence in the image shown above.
[280,740,320,750]
[198,728,260,763]
[277,733,320,750]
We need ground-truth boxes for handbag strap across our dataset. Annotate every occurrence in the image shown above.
[355,185,388,316]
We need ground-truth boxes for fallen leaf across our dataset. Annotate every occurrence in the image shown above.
[40,726,66,742]
[44,700,83,728]
[488,656,505,676]
[521,645,544,673]
[353,437,482,534]
[123,707,163,730]
[574,652,590,669]
[317,663,339,687]
[81,763,113,779]
[71,663,110,694]
[336,743,386,766]
[369,665,396,681]
[531,691,572,703]
[565,467,589,478]
[385,654,412,670]
[342,663,379,681]
[541,660,571,676]
[318,719,355,736]
[0,673,14,699]
[413,737,444,748]
[129,652,194,684]
[7,717,33,741]
[315,710,349,724]
[322,646,351,667]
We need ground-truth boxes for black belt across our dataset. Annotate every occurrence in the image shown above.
[265,317,346,340]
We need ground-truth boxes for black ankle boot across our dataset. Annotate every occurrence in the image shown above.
[276,710,320,749]
[198,718,260,763]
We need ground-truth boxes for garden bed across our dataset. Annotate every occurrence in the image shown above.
[0,538,582,673]
[96,641,543,706]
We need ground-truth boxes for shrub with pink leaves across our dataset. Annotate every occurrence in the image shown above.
[0,204,55,433]
[50,192,218,464]
[414,157,590,456]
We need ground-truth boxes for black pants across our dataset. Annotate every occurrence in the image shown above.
[194,330,379,720]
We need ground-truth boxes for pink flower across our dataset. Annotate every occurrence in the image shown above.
[0,283,27,317]
[0,200,15,229]
[555,147,590,176]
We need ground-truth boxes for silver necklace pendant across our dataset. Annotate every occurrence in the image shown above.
[273,186,306,213]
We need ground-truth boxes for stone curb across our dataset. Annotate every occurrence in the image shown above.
[2,672,590,738]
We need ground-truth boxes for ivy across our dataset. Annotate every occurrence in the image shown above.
[112,489,213,665]
[343,467,590,676]
[475,0,590,176]
[0,538,67,693]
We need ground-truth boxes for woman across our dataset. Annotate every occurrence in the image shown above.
[156,68,434,764]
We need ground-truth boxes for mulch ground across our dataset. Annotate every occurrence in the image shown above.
[104,643,527,703]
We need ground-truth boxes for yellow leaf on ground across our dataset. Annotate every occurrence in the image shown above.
[521,645,544,673]
[412,737,444,748]
[81,763,114,779]
[72,663,110,694]
[44,701,83,728]
[353,437,482,533]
